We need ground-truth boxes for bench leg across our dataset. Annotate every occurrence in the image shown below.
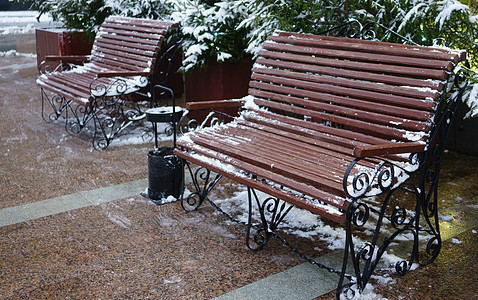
[416,159,443,265]
[64,100,93,135]
[245,187,293,251]
[90,95,145,150]
[180,162,222,212]
[338,188,420,299]
[41,88,71,123]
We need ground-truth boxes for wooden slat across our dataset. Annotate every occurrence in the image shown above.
[198,125,351,176]
[276,31,466,61]
[175,140,349,210]
[269,34,462,63]
[91,47,153,65]
[94,37,158,52]
[174,149,347,224]
[97,30,163,46]
[253,99,426,142]
[212,124,355,171]
[255,67,440,100]
[101,22,170,35]
[249,89,431,132]
[249,84,433,124]
[92,42,156,59]
[255,57,444,90]
[257,49,448,80]
[242,110,417,160]
[248,85,433,122]
[262,42,453,71]
[188,133,346,195]
[100,27,164,41]
[251,72,438,111]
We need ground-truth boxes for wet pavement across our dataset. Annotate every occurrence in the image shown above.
[1,33,478,299]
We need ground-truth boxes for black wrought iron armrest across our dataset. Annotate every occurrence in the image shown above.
[38,55,90,74]
[344,142,424,199]
[89,72,150,97]
[185,99,245,111]
[353,142,426,158]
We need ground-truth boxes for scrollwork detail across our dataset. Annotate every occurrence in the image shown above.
[344,157,417,199]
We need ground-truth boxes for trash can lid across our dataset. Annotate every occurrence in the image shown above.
[146,106,183,122]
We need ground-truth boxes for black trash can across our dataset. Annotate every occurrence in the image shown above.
[147,147,183,201]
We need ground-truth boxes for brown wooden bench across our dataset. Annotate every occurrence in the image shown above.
[37,16,179,149]
[174,28,468,298]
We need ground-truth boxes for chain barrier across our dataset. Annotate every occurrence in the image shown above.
[205,198,354,282]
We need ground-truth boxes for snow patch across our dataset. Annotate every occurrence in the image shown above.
[438,215,453,222]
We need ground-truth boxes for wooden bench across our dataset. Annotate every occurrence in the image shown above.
[37,16,179,149]
[174,27,468,298]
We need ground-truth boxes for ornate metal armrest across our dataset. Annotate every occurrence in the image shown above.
[343,152,421,199]
[89,72,149,97]
[353,142,426,158]
[38,56,90,75]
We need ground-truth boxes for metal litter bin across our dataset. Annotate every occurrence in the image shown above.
[147,147,183,201]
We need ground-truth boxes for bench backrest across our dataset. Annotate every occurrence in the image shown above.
[249,32,466,152]
[90,16,178,74]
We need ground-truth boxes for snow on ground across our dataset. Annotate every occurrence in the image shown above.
[0,11,57,36]
[0,49,35,57]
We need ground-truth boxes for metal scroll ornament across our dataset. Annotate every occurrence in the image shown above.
[344,153,420,199]
[245,188,293,251]
[181,165,222,212]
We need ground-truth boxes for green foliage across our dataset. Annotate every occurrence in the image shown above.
[169,0,251,72]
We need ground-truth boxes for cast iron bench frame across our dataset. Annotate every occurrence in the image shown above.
[37,16,179,150]
[174,21,468,298]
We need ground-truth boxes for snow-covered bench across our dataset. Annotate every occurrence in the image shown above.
[37,16,179,149]
[174,28,467,298]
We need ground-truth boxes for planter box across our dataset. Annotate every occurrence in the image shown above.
[35,28,94,69]
[185,57,253,121]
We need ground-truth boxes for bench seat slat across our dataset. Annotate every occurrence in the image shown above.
[176,140,350,210]
[257,50,448,80]
[197,125,353,176]
[39,76,91,99]
[175,149,347,224]
[240,113,410,163]
[219,124,358,171]
[188,132,346,195]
